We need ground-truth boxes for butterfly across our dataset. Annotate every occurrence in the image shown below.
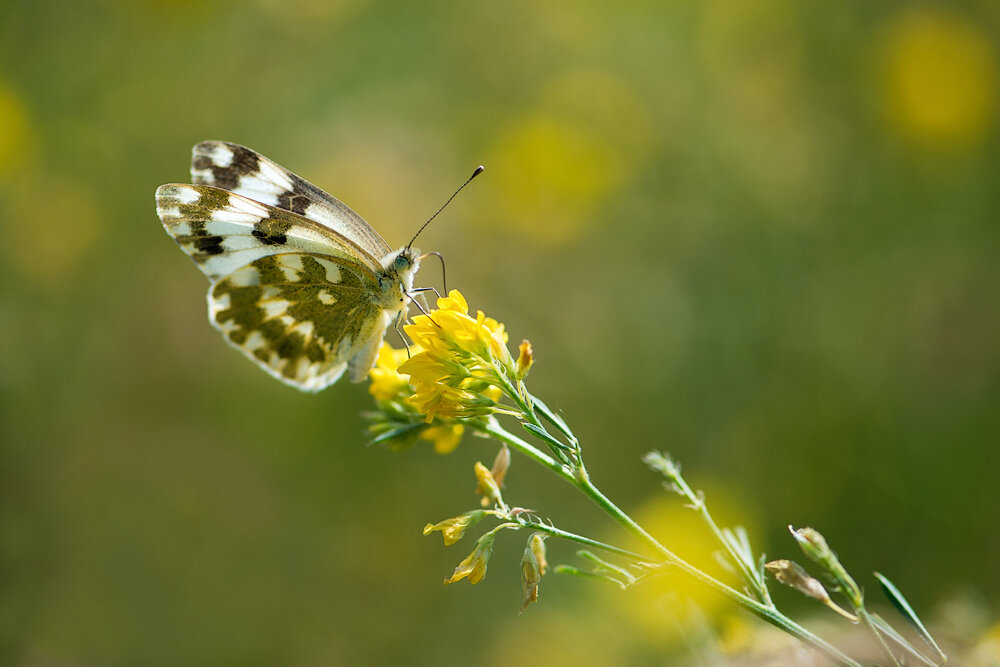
[155,141,424,392]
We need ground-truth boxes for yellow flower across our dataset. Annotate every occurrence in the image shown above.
[399,290,517,423]
[403,290,513,370]
[368,342,416,401]
[516,339,534,379]
[423,509,490,546]
[445,530,498,585]
[407,383,494,423]
[483,385,503,403]
[419,424,464,454]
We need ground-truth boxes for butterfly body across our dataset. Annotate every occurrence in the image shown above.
[156,142,420,392]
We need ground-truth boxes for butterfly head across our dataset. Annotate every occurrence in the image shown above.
[382,247,421,296]
[393,250,417,273]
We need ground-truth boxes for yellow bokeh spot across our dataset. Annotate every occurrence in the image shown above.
[716,613,755,655]
[598,489,756,648]
[538,70,653,159]
[881,8,998,149]
[488,113,625,244]
[7,179,103,287]
[0,82,32,177]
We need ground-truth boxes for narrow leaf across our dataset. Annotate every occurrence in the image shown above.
[554,565,627,588]
[368,423,425,445]
[868,613,938,667]
[522,422,574,452]
[528,394,577,443]
[875,572,946,661]
[576,550,636,583]
[722,526,756,570]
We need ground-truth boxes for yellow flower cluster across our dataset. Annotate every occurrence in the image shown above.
[367,341,465,454]
[367,291,520,453]
[399,290,510,423]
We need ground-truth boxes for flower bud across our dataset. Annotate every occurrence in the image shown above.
[475,461,502,507]
[767,558,858,621]
[516,340,534,379]
[790,526,863,609]
[490,445,511,490]
[765,559,831,603]
[529,532,548,576]
[520,533,547,612]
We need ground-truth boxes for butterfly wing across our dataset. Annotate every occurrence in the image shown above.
[190,141,393,261]
[156,183,385,280]
[156,184,399,390]
[209,252,396,391]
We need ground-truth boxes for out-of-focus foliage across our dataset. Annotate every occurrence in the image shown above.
[1,1,997,664]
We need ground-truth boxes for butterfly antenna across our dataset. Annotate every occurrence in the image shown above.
[406,165,484,250]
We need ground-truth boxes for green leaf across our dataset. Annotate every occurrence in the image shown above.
[874,572,946,661]
[553,565,627,588]
[528,393,577,443]
[522,422,574,452]
[368,422,425,447]
[575,549,636,584]
[867,613,938,667]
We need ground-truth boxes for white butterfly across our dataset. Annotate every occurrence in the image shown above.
[155,141,422,392]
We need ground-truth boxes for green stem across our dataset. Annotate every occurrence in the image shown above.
[572,470,860,667]
[484,419,860,667]
[665,462,772,604]
[503,380,580,466]
[478,418,573,482]
[859,610,903,667]
[518,521,648,562]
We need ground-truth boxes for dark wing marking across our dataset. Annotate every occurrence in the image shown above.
[190,141,393,261]
[209,253,394,391]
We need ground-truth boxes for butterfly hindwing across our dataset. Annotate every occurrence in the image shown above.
[209,252,393,391]
[190,141,392,261]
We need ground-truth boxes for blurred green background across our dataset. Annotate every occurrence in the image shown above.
[2,1,999,664]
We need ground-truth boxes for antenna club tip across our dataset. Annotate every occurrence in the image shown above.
[472,165,485,177]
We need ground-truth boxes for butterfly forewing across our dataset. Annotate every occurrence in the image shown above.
[156,183,384,281]
[209,253,394,391]
[190,141,392,261]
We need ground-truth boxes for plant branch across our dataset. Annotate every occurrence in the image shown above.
[486,420,861,667]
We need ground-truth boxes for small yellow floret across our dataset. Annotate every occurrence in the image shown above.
[403,290,513,369]
[419,424,464,454]
[368,343,415,401]
[445,532,497,585]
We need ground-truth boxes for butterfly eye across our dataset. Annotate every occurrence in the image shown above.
[394,254,411,272]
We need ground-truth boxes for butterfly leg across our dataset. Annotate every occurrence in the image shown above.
[409,286,441,313]
[404,292,440,328]
[390,310,414,358]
